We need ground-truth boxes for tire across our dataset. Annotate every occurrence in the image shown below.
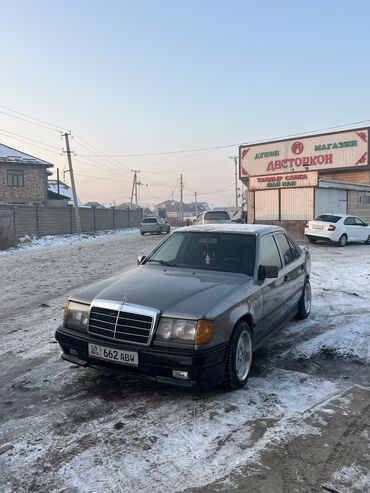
[224,321,253,390]
[338,234,347,247]
[307,236,317,244]
[140,232,144,236]
[365,235,370,245]
[295,279,311,320]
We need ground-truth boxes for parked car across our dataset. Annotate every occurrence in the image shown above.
[140,216,170,235]
[56,224,311,390]
[305,213,370,246]
[193,210,231,224]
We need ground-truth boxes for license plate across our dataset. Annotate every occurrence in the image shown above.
[88,343,138,366]
[312,225,323,230]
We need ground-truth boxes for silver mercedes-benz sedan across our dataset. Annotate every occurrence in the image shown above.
[56,224,311,390]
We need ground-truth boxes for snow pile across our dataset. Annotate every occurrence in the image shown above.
[0,228,139,255]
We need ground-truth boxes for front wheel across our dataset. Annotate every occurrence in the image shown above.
[295,279,311,320]
[224,321,253,390]
[338,234,347,247]
[365,235,370,245]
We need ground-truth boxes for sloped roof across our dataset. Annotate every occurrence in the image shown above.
[0,143,53,167]
[48,180,82,206]
[84,202,106,208]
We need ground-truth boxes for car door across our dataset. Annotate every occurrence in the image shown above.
[343,216,358,241]
[274,232,305,313]
[258,234,285,337]
[354,217,369,241]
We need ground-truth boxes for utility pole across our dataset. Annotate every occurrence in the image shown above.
[136,181,147,206]
[130,169,140,208]
[180,174,184,224]
[63,133,81,234]
[56,168,60,196]
[194,191,198,215]
[229,155,239,208]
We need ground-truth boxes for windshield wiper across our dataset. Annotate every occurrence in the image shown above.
[145,259,177,267]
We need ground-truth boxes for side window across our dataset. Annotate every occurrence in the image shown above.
[344,217,356,225]
[274,233,295,266]
[287,238,300,260]
[260,235,282,269]
[354,217,365,226]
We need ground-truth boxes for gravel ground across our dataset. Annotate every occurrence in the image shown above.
[0,231,369,493]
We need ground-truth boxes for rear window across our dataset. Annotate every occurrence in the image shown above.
[143,218,158,223]
[204,211,230,221]
[315,215,341,223]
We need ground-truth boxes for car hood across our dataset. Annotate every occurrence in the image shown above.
[71,265,250,319]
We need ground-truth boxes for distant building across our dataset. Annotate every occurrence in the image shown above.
[156,200,209,216]
[0,143,53,205]
[84,201,106,209]
[48,180,82,206]
[116,202,141,210]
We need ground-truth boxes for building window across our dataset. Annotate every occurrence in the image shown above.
[359,194,370,205]
[7,169,24,187]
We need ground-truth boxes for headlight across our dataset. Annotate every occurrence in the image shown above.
[63,301,90,332]
[154,318,213,345]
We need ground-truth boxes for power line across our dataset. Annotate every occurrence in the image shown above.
[0,128,61,150]
[0,131,61,157]
[0,104,69,131]
[75,119,370,158]
[78,143,240,158]
[1,103,368,162]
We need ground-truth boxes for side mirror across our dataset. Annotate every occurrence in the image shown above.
[258,265,279,281]
[137,255,146,265]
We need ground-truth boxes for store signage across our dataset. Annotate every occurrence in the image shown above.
[240,129,368,177]
[248,171,318,191]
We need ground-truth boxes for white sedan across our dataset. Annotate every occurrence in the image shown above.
[305,213,370,247]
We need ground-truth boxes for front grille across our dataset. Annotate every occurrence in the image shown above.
[88,306,153,345]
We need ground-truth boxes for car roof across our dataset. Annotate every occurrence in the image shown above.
[198,210,230,215]
[176,223,284,235]
[316,213,351,218]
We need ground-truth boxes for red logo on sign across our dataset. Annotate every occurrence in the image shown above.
[291,141,304,155]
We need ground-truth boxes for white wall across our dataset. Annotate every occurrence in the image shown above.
[315,188,347,216]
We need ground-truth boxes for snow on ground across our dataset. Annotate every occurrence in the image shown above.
[330,465,370,492]
[0,234,369,492]
[0,228,140,256]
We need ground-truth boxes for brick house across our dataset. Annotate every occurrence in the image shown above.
[0,143,53,204]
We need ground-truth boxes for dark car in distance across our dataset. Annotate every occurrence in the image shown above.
[56,224,311,390]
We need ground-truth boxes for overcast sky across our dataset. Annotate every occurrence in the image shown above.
[1,0,370,207]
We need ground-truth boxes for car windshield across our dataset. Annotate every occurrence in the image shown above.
[145,232,256,275]
[204,211,230,221]
[143,218,157,223]
[315,215,342,223]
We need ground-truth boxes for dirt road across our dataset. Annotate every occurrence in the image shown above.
[0,231,369,492]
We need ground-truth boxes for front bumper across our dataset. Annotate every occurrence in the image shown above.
[55,326,227,389]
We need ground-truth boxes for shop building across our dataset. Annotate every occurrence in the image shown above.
[239,128,370,238]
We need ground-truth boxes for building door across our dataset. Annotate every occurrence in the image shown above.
[315,189,347,217]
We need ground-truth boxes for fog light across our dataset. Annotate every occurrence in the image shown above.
[70,348,78,356]
[172,370,189,380]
